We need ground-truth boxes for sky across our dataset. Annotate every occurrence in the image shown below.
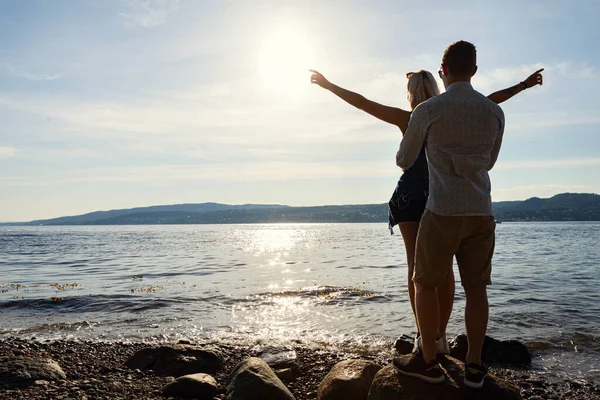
[1,0,599,221]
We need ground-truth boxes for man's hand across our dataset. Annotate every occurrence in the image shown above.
[524,68,544,88]
[310,69,332,89]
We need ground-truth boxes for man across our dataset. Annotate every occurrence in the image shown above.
[393,40,505,389]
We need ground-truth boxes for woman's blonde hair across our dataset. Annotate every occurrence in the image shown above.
[406,70,440,110]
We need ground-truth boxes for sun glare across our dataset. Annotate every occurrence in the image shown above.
[257,25,314,94]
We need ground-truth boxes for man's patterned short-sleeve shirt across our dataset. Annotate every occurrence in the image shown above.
[396,81,505,216]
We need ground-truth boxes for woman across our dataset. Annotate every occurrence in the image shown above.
[310,67,544,353]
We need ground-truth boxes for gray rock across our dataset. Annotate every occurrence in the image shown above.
[256,346,299,372]
[0,356,66,388]
[125,344,223,377]
[226,357,295,400]
[162,373,218,399]
[317,359,381,400]
[450,335,531,366]
[368,356,522,400]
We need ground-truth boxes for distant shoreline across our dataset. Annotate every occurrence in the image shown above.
[3,220,600,226]
[4,193,600,225]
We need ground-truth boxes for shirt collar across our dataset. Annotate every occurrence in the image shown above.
[446,81,473,92]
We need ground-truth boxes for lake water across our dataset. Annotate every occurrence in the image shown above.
[1,222,599,382]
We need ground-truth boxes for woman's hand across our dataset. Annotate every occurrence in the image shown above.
[523,68,544,88]
[310,69,332,89]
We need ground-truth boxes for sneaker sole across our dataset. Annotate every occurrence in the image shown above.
[393,364,445,384]
[463,377,485,389]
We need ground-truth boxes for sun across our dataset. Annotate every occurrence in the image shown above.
[257,25,314,94]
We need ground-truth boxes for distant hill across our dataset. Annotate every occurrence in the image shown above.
[8,193,600,225]
[27,203,288,225]
[492,193,600,221]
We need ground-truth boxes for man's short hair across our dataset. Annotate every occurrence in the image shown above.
[442,41,477,76]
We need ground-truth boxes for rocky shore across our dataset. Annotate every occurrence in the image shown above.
[0,336,597,400]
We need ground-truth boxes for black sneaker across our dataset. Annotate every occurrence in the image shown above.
[393,350,445,384]
[464,363,487,389]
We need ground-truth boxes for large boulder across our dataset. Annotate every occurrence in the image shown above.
[450,335,531,366]
[317,359,382,400]
[162,373,218,399]
[226,357,295,400]
[368,356,522,400]
[0,356,66,388]
[125,344,223,377]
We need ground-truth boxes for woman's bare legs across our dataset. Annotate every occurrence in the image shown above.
[399,221,455,340]
[399,221,420,332]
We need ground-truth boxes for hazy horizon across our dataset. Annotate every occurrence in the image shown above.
[2,0,599,221]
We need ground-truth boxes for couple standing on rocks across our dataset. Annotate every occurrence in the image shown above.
[311,40,543,389]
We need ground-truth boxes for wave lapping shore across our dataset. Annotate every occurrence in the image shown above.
[1,337,598,400]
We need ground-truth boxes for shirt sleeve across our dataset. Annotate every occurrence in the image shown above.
[396,103,429,170]
[487,107,505,170]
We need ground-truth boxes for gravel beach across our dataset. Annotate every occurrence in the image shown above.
[0,338,598,399]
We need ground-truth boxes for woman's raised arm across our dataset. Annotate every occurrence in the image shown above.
[310,69,411,132]
[487,68,544,105]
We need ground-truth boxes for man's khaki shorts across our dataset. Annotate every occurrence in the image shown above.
[414,209,496,287]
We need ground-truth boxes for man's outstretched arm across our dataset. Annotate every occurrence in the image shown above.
[396,104,429,170]
[487,68,544,104]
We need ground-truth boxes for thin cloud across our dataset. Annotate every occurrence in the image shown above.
[118,0,180,28]
[496,158,600,170]
[0,86,381,146]
[3,63,62,81]
[473,61,598,94]
[0,160,399,187]
[0,146,16,160]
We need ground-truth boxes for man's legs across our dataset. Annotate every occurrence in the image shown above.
[436,269,455,341]
[456,216,495,388]
[464,284,488,365]
[415,281,439,363]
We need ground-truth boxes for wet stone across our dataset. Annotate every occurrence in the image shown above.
[256,346,299,372]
